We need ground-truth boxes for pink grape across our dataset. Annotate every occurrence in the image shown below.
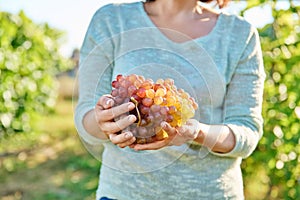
[160,106,169,115]
[137,88,146,98]
[111,89,118,97]
[142,98,153,107]
[140,105,150,115]
[150,104,161,113]
[118,87,128,98]
[128,85,137,96]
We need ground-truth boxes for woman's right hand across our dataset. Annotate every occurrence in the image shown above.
[94,95,137,148]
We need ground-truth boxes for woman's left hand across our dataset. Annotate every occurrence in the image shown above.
[132,119,200,151]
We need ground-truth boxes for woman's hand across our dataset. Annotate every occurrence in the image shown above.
[94,95,137,148]
[132,119,200,151]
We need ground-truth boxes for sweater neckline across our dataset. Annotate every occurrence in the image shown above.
[138,1,224,45]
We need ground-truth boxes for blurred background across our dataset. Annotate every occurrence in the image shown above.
[0,0,299,199]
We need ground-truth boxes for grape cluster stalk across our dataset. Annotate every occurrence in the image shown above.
[111,74,198,144]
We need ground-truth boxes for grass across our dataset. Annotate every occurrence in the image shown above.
[0,98,101,200]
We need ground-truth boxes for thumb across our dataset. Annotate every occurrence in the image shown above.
[161,122,179,136]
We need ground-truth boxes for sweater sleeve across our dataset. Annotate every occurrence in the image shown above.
[210,27,266,158]
[74,5,115,145]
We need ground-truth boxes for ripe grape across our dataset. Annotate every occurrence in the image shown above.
[154,96,163,105]
[154,83,163,91]
[160,106,169,115]
[136,88,146,98]
[139,105,150,115]
[168,106,177,114]
[155,88,166,97]
[111,89,118,97]
[128,85,137,96]
[118,87,128,98]
[166,114,174,123]
[116,74,123,81]
[146,89,155,98]
[141,81,153,90]
[142,98,153,107]
[112,80,120,89]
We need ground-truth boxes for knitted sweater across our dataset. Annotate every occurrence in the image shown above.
[75,2,265,199]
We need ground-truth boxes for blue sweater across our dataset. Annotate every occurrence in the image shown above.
[75,2,265,199]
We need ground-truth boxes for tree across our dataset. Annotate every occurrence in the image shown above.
[241,1,300,199]
[0,11,72,136]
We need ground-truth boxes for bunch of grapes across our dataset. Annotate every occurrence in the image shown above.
[111,74,198,144]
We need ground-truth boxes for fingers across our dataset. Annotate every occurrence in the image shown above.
[177,125,187,136]
[102,115,136,133]
[177,119,199,139]
[97,95,114,109]
[133,140,167,151]
[100,102,135,121]
[161,122,178,136]
[109,132,136,148]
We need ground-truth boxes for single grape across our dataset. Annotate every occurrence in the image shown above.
[153,111,162,119]
[137,88,146,98]
[142,98,153,107]
[140,105,150,115]
[160,106,169,115]
[128,74,137,83]
[137,75,145,82]
[166,96,176,105]
[168,105,177,114]
[146,89,155,98]
[128,85,137,96]
[134,80,142,88]
[181,91,190,99]
[150,104,161,113]
[131,94,141,102]
[154,96,163,105]
[166,90,175,97]
[145,114,154,123]
[153,83,163,91]
[118,87,128,98]
[164,78,174,86]
[112,80,120,89]
[116,74,123,81]
[111,89,118,97]
[121,79,131,89]
[155,88,167,97]
[140,119,148,127]
[138,127,148,137]
[141,81,153,90]
[166,114,174,123]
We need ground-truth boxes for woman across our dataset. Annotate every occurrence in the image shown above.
[75,0,265,199]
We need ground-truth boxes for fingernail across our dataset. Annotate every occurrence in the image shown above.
[128,103,135,109]
[129,115,136,122]
[106,99,113,105]
[125,132,132,139]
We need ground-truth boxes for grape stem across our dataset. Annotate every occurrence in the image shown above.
[130,97,141,126]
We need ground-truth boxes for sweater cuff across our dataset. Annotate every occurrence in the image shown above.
[209,124,257,158]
